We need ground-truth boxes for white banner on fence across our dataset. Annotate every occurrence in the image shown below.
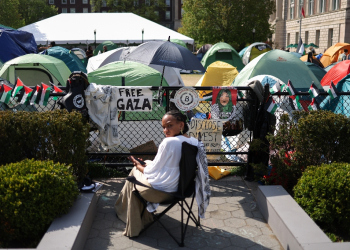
[116,87,152,111]
[188,118,223,159]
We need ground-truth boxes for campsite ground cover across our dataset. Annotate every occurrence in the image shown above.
[181,73,203,86]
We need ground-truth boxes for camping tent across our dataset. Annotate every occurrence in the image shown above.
[0,28,37,63]
[304,62,326,83]
[320,60,350,88]
[18,13,194,45]
[0,54,71,86]
[41,46,87,73]
[201,42,244,71]
[232,50,322,91]
[300,54,324,68]
[71,48,87,66]
[169,39,187,48]
[324,62,339,72]
[320,43,350,67]
[196,44,212,61]
[93,41,118,56]
[241,42,272,65]
[290,52,302,58]
[87,61,169,86]
[87,47,184,86]
[239,47,248,58]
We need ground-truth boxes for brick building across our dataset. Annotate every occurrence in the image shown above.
[48,0,184,31]
[270,0,350,53]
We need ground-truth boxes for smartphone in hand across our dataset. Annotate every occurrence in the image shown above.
[129,156,146,165]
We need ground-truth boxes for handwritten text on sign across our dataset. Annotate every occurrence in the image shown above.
[188,118,223,156]
[116,87,152,111]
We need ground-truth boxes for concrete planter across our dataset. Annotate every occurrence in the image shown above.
[3,192,97,250]
[257,185,350,250]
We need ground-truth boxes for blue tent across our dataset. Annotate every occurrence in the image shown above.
[0,28,37,63]
[239,47,248,58]
[304,62,327,83]
[42,46,87,73]
[320,75,350,117]
[290,52,302,58]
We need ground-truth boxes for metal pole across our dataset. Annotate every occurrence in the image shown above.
[94,29,96,49]
[299,1,302,45]
[142,29,144,43]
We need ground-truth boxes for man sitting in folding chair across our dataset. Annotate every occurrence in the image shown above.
[114,110,211,244]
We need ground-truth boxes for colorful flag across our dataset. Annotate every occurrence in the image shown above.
[327,81,338,99]
[301,7,305,18]
[0,84,13,104]
[39,83,51,106]
[265,97,278,114]
[296,37,305,55]
[270,82,281,94]
[51,82,64,101]
[308,98,319,111]
[20,86,34,105]
[286,80,297,96]
[12,78,24,97]
[30,85,41,105]
[291,95,303,111]
[308,82,320,98]
[238,90,244,99]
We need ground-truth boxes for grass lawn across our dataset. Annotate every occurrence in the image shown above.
[181,73,203,86]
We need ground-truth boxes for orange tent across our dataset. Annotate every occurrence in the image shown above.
[320,43,350,67]
[300,54,324,68]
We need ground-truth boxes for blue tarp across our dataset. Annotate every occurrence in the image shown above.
[0,28,37,63]
[320,75,350,117]
[42,46,87,73]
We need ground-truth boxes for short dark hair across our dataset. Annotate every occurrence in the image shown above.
[165,110,189,134]
[50,41,56,47]
[345,49,348,53]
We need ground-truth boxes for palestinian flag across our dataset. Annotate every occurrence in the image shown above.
[20,86,34,105]
[0,84,13,104]
[265,97,278,114]
[270,82,281,94]
[291,95,303,111]
[327,81,338,99]
[308,82,320,98]
[296,37,305,55]
[280,83,286,92]
[30,85,41,105]
[12,78,25,97]
[286,80,297,96]
[238,90,244,99]
[39,83,51,106]
[51,82,63,101]
[308,98,319,111]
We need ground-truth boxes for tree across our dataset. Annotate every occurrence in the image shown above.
[178,0,275,49]
[0,0,25,29]
[18,0,58,26]
[92,0,166,23]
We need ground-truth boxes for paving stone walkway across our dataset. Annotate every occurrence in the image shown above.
[84,176,284,250]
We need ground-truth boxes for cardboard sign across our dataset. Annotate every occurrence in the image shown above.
[211,87,237,121]
[116,87,152,111]
[188,118,223,159]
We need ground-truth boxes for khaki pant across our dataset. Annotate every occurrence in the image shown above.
[114,167,173,237]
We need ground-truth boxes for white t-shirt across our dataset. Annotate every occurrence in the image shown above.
[144,135,198,193]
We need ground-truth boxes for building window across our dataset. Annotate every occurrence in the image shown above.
[320,0,325,13]
[154,11,159,16]
[62,7,67,12]
[165,0,170,7]
[62,0,67,4]
[290,0,295,19]
[102,0,106,7]
[295,32,299,44]
[165,10,170,19]
[70,8,75,13]
[308,0,314,15]
[298,0,304,17]
[333,0,339,10]
[328,28,333,47]
[181,8,184,17]
[145,0,150,5]
[82,0,88,3]
[83,8,88,12]
[133,0,138,6]
[305,31,309,44]
[287,33,290,45]
[70,0,75,3]
[316,30,320,46]
[154,0,158,6]
[49,0,54,4]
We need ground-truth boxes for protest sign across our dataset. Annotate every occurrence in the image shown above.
[116,87,152,111]
[188,118,223,159]
[211,87,237,121]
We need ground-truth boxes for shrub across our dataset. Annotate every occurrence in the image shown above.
[0,159,79,245]
[294,163,350,237]
[0,110,90,181]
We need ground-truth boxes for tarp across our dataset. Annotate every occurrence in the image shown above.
[42,46,87,73]
[320,43,350,67]
[232,50,321,91]
[201,42,244,71]
[93,41,118,56]
[0,28,37,63]
[0,54,71,86]
[304,62,326,83]
[321,60,350,87]
[87,61,169,86]
[18,13,194,45]
[242,42,272,65]
[320,74,350,117]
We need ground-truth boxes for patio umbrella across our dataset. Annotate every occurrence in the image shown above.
[308,43,319,48]
[286,44,294,48]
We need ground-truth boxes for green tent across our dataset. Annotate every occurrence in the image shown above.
[93,41,118,56]
[201,42,244,71]
[304,62,327,83]
[232,50,322,90]
[0,24,16,30]
[170,39,187,48]
[0,54,71,86]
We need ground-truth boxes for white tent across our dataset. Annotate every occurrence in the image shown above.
[19,13,194,45]
[87,46,184,86]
